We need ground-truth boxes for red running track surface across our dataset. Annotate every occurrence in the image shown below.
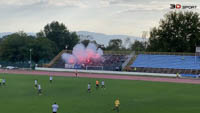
[0,69,200,84]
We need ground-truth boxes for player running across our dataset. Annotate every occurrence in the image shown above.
[88,83,91,93]
[113,98,120,112]
[176,73,181,78]
[52,102,59,113]
[96,80,99,89]
[2,78,6,86]
[75,70,78,78]
[34,79,38,88]
[101,80,105,88]
[38,84,42,95]
[50,76,53,83]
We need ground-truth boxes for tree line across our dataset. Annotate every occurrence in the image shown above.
[0,11,199,63]
[0,21,79,63]
[108,11,200,53]
[0,21,144,63]
[147,11,200,52]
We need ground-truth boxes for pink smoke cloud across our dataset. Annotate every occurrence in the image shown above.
[62,43,103,64]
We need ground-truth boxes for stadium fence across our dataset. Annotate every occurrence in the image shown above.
[86,66,103,70]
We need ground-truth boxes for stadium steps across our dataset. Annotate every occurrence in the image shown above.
[44,50,67,67]
[122,52,135,70]
[51,58,65,68]
[124,55,138,71]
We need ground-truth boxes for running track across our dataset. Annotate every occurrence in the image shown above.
[1,69,200,84]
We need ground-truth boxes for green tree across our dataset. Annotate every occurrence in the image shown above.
[0,32,58,63]
[124,37,131,49]
[106,39,122,50]
[67,32,80,49]
[32,37,57,63]
[81,39,90,47]
[36,30,45,38]
[147,11,200,52]
[42,21,79,52]
[130,40,145,51]
[0,32,33,62]
[81,39,98,47]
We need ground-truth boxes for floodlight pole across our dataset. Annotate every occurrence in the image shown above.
[30,49,32,69]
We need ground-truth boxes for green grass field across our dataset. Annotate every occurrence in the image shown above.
[0,74,200,113]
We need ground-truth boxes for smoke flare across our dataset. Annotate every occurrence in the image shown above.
[61,43,103,64]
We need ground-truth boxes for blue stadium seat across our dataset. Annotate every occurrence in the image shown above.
[181,74,199,78]
[131,54,200,70]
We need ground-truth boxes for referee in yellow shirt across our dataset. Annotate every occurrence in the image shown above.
[113,98,120,112]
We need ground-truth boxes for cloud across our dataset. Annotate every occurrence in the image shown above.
[100,0,110,7]
[114,1,199,14]
[0,0,42,6]
[115,2,169,14]
[101,0,198,6]
[100,0,149,6]
[116,7,166,14]
[0,0,87,8]
[47,0,87,8]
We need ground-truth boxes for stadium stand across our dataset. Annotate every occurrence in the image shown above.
[48,50,129,71]
[44,50,67,68]
[46,49,200,75]
[181,74,200,78]
[131,54,200,69]
[130,54,200,75]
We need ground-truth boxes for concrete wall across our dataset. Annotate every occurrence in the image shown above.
[36,67,177,77]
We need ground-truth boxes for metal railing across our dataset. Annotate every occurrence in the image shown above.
[135,51,195,56]
[64,50,133,55]
[45,49,197,68]
[64,50,195,56]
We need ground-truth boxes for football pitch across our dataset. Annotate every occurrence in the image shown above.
[0,74,200,113]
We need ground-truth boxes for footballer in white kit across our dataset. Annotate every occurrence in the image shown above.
[101,80,105,88]
[34,79,38,88]
[88,83,91,93]
[2,78,6,85]
[50,76,53,83]
[38,84,42,95]
[52,102,59,113]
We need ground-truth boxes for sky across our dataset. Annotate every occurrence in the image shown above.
[0,0,199,37]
